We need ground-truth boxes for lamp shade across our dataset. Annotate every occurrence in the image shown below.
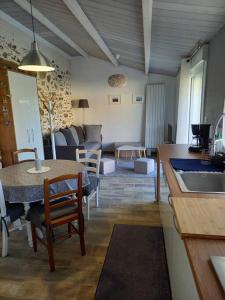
[78,99,89,108]
[18,42,55,72]
[71,99,77,108]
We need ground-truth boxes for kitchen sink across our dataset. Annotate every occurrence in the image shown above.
[174,171,225,193]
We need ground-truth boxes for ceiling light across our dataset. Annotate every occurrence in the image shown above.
[18,0,54,72]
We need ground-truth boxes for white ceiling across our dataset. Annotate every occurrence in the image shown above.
[1,0,225,75]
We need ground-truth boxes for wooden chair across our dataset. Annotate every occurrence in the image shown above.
[29,173,85,272]
[12,148,38,164]
[0,180,24,257]
[76,149,102,220]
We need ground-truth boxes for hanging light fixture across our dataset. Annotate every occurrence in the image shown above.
[18,0,55,72]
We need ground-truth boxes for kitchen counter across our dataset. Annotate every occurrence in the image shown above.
[157,144,225,200]
[157,144,225,300]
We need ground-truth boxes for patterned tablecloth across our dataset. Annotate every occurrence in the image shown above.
[0,160,88,203]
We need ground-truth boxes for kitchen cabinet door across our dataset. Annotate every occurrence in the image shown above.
[8,71,44,160]
[159,176,199,300]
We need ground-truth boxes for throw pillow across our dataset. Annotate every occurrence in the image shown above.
[68,126,79,145]
[60,128,76,146]
[84,125,102,143]
[54,131,67,146]
[74,126,85,144]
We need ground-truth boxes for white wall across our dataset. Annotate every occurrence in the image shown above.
[204,26,225,124]
[71,57,176,149]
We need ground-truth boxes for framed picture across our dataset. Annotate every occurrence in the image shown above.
[133,94,144,104]
[109,95,121,105]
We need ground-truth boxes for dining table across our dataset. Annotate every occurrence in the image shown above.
[0,159,88,246]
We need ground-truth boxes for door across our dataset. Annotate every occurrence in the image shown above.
[8,71,44,160]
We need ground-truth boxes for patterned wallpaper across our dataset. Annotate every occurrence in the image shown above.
[0,34,73,134]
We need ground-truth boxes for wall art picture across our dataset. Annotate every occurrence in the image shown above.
[109,95,121,105]
[133,94,144,104]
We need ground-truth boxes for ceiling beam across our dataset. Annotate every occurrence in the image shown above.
[13,0,88,57]
[0,10,71,60]
[63,0,118,66]
[142,0,153,74]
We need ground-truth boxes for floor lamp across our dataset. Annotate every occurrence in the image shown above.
[48,101,56,160]
[78,99,89,124]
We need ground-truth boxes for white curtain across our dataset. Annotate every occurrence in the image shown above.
[176,60,191,144]
[145,83,165,149]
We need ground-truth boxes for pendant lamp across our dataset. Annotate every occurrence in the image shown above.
[18,0,54,72]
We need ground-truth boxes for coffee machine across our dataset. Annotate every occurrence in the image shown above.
[189,124,211,152]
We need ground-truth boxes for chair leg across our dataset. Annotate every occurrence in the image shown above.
[24,203,33,247]
[79,214,86,256]
[95,186,99,208]
[46,227,55,272]
[86,196,90,220]
[68,222,72,237]
[31,223,37,252]
[2,220,8,257]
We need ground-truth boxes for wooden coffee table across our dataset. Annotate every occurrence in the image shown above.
[115,145,146,160]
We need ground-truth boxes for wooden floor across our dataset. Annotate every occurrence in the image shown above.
[0,176,161,300]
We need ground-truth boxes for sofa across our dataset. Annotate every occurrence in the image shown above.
[43,124,102,160]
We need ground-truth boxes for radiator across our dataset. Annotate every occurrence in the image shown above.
[145,83,166,149]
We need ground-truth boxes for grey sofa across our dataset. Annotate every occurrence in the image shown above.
[43,125,102,160]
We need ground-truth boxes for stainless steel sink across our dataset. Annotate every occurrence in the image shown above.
[174,171,225,193]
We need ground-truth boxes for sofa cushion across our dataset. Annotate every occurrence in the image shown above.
[74,126,85,144]
[54,131,67,146]
[69,126,79,145]
[83,142,101,151]
[60,128,76,146]
[84,125,102,143]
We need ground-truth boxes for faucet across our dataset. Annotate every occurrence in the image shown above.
[210,112,225,156]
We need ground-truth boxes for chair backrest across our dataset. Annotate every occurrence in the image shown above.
[0,180,6,217]
[12,148,38,164]
[76,149,102,177]
[44,173,83,225]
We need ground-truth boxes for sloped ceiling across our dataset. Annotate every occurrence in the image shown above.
[1,0,225,75]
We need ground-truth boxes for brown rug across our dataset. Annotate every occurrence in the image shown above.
[95,224,171,300]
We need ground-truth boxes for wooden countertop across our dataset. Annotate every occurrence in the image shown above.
[173,197,225,240]
[185,238,225,300]
[157,144,225,300]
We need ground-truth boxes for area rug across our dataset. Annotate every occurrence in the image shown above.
[94,224,171,300]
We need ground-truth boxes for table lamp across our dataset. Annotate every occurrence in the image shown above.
[78,99,89,124]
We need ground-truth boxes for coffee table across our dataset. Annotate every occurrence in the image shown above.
[115,145,146,160]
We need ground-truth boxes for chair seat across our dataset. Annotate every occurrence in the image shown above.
[26,200,78,229]
[83,174,99,196]
[6,202,24,223]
